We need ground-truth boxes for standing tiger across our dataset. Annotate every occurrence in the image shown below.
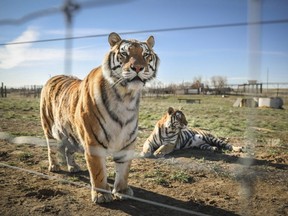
[141,107,243,158]
[40,32,159,203]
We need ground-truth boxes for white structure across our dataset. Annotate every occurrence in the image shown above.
[258,97,283,109]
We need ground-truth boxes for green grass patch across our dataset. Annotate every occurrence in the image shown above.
[144,168,193,186]
[1,95,287,149]
[18,152,34,161]
[170,171,193,183]
[139,96,288,146]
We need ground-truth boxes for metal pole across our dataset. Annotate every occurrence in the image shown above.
[62,0,80,75]
[266,68,269,94]
[1,82,3,97]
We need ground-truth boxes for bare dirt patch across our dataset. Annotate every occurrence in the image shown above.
[1,138,287,216]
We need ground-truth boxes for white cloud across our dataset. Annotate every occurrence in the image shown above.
[0,27,106,69]
[0,27,39,69]
[45,28,110,37]
[19,48,102,67]
[44,28,136,38]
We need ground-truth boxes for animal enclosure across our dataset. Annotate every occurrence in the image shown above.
[0,95,287,216]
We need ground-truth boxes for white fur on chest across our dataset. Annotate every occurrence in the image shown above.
[94,88,139,153]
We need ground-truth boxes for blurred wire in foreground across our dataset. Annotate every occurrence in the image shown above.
[1,19,288,46]
[0,0,133,26]
[0,0,133,75]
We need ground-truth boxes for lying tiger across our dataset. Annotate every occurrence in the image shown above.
[141,107,243,158]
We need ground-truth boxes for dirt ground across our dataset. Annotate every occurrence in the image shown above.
[0,95,287,215]
[0,134,287,216]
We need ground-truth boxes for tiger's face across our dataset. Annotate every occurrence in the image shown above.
[103,32,159,90]
[165,107,188,131]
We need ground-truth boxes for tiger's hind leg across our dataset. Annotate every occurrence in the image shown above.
[189,134,218,152]
[65,149,81,173]
[212,137,244,152]
[197,134,242,152]
[231,146,244,152]
[206,137,244,153]
[197,143,218,152]
[59,138,81,173]
[46,138,61,172]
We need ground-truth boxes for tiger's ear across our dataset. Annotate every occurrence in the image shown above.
[168,107,174,115]
[146,36,155,48]
[108,32,122,47]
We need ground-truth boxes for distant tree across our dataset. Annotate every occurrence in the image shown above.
[167,83,177,94]
[211,76,227,94]
[211,76,227,89]
[181,81,193,89]
[204,79,210,89]
[192,76,202,89]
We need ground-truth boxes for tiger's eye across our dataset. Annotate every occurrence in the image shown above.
[143,53,150,57]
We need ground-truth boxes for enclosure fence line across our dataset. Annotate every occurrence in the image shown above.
[1,19,288,46]
[0,0,288,216]
[0,0,288,74]
[1,82,7,97]
[0,162,211,216]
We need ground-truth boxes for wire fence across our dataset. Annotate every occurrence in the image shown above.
[0,0,287,215]
[0,162,210,216]
[0,0,287,75]
[2,19,288,46]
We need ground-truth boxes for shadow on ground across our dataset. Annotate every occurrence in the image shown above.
[101,185,241,216]
[63,170,240,216]
[168,148,288,170]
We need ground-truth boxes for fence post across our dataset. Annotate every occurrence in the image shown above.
[1,82,3,97]
[34,85,36,98]
[4,86,7,97]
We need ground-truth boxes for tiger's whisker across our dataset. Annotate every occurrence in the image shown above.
[111,77,125,88]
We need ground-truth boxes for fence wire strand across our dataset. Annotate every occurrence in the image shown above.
[0,162,211,216]
[0,1,285,215]
[1,19,288,46]
[0,0,133,26]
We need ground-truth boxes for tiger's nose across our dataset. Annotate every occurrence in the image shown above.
[130,65,144,73]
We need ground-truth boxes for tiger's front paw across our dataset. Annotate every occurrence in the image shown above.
[67,164,81,173]
[91,191,113,203]
[112,187,134,200]
[153,150,165,158]
[139,151,152,158]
